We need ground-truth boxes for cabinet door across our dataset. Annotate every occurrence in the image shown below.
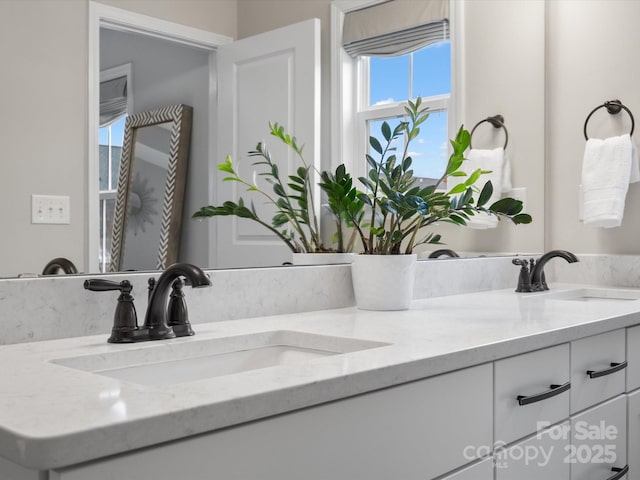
[570,395,627,480]
[571,329,626,413]
[629,390,640,480]
[495,343,570,445]
[495,421,571,480]
[441,457,493,480]
[52,364,493,480]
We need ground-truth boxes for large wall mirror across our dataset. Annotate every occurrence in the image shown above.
[110,104,193,272]
[0,0,550,278]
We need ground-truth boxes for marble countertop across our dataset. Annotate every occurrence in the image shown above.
[2,283,640,470]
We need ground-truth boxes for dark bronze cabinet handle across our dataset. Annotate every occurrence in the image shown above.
[587,361,627,379]
[607,465,629,480]
[517,381,571,406]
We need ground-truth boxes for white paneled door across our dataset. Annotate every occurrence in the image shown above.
[215,19,320,268]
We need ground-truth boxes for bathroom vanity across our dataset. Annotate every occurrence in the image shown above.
[1,282,640,479]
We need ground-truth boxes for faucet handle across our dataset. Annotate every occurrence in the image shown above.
[168,278,195,337]
[512,258,533,292]
[147,277,156,300]
[84,279,132,293]
[84,279,140,343]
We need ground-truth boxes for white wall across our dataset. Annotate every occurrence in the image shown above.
[0,0,88,277]
[435,0,545,255]
[100,27,212,268]
[547,0,640,254]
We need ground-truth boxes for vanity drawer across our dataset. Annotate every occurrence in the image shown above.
[627,324,640,392]
[495,421,570,480]
[571,329,626,413]
[495,343,570,445]
[570,395,627,480]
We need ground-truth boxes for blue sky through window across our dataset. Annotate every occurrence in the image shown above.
[99,116,126,147]
[368,41,451,180]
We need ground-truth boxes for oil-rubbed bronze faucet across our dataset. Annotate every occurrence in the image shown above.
[143,263,212,340]
[513,250,579,292]
[428,249,460,259]
[42,257,78,275]
[84,263,212,343]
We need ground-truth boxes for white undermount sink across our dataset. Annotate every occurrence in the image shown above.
[51,330,389,387]
[537,287,640,303]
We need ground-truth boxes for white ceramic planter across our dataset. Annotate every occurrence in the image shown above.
[350,254,417,310]
[291,253,354,266]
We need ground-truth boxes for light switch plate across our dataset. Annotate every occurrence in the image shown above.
[31,195,70,224]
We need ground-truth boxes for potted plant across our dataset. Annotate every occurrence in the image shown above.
[345,98,531,310]
[193,123,364,265]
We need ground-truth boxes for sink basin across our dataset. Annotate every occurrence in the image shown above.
[537,288,640,303]
[51,330,389,387]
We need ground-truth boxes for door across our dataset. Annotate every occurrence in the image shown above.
[215,19,320,268]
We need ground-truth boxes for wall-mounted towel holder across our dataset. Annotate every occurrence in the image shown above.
[470,114,508,149]
[583,99,635,140]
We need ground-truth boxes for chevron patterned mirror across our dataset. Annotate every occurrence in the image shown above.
[109,104,193,272]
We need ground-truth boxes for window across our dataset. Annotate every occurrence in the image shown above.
[359,40,451,185]
[98,117,125,272]
[331,0,459,187]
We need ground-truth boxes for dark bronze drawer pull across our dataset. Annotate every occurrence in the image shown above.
[607,465,629,480]
[587,361,627,379]
[517,381,571,406]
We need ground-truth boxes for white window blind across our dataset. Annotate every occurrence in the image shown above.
[100,76,128,127]
[342,0,449,57]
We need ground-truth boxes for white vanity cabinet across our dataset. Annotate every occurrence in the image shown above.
[4,308,640,480]
[50,364,493,480]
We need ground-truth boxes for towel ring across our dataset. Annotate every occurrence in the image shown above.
[583,99,635,140]
[470,115,509,150]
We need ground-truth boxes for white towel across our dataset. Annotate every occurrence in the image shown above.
[581,133,640,228]
[456,147,512,229]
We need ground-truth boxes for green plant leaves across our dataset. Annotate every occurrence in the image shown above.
[477,181,494,207]
[512,213,533,224]
[489,197,524,216]
[370,136,383,155]
[195,98,533,256]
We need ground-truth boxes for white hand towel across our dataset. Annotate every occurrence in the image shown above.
[456,147,512,229]
[581,133,639,228]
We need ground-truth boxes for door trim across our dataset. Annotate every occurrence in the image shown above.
[87,1,232,272]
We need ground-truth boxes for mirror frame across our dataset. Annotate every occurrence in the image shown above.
[109,104,193,272]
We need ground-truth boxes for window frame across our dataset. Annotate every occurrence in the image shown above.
[330,0,464,183]
[98,63,133,272]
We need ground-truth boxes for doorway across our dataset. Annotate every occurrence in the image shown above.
[87,2,230,272]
